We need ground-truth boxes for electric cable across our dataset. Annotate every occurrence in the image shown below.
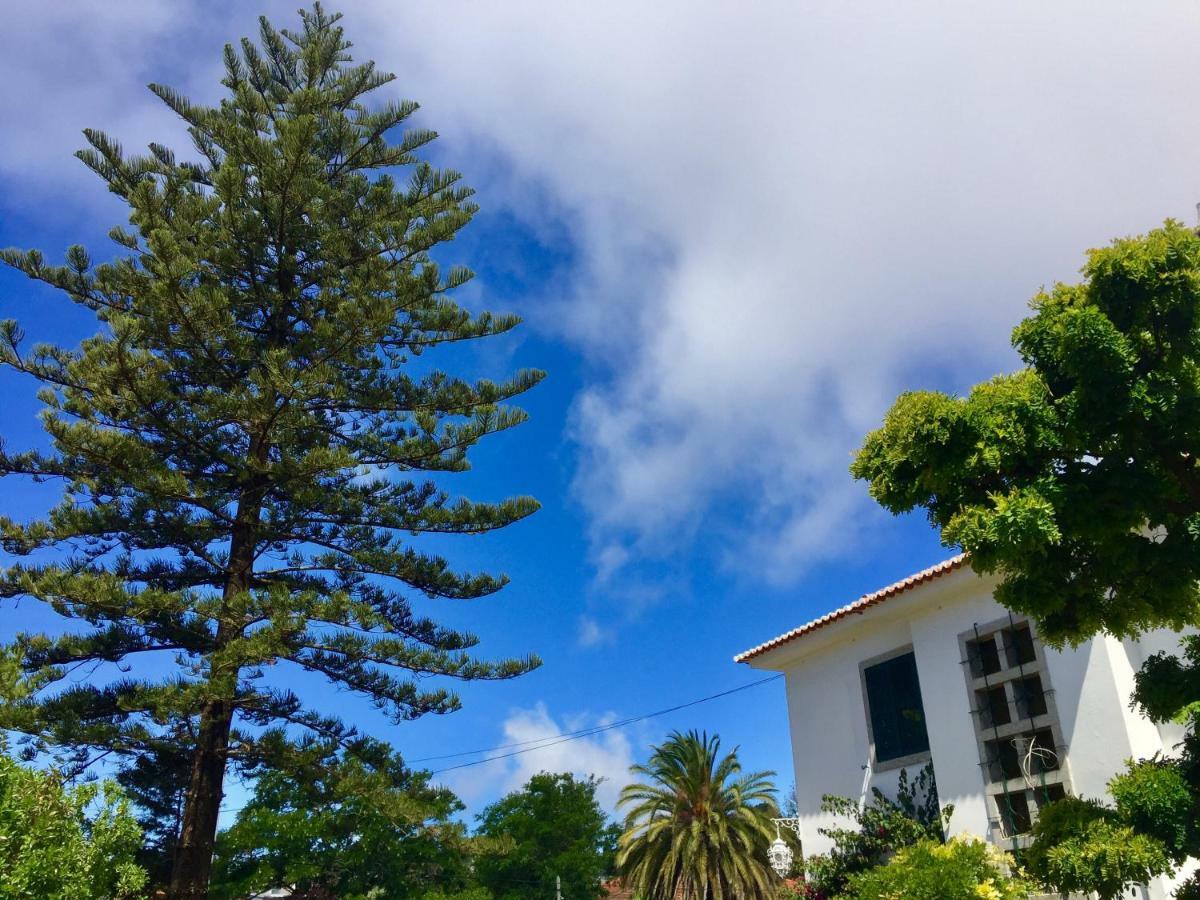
[426,674,784,775]
[410,673,783,766]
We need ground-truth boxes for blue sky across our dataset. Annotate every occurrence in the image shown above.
[2,0,1200,820]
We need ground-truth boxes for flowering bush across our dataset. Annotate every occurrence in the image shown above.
[843,835,1028,900]
[804,764,951,898]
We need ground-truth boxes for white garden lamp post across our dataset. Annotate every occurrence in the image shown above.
[768,817,801,878]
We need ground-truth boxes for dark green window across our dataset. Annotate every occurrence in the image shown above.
[864,651,931,763]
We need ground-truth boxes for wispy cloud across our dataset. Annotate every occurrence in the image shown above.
[577,616,613,648]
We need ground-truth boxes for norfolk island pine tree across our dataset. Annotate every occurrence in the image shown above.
[0,6,543,896]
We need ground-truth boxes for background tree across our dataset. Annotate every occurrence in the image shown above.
[1124,641,1200,897]
[0,746,147,898]
[617,730,778,900]
[851,219,1200,645]
[212,739,480,900]
[474,771,618,900]
[115,743,191,890]
[0,5,542,895]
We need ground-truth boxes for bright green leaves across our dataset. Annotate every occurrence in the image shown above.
[0,750,148,898]
[1108,757,1198,862]
[944,485,1061,563]
[853,220,1200,644]
[1024,797,1174,900]
[845,835,1029,900]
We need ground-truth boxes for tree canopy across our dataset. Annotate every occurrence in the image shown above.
[852,219,1200,645]
[213,739,478,900]
[474,771,619,900]
[0,4,541,893]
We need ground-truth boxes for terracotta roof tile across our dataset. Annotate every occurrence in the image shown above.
[734,554,967,663]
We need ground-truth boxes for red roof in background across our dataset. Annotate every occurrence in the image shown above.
[601,879,634,899]
[734,554,968,663]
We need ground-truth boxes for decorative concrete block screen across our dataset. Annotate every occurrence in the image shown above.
[958,616,1070,845]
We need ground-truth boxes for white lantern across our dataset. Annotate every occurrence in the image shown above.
[768,836,793,878]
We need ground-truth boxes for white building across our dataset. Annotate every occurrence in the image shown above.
[737,555,1195,899]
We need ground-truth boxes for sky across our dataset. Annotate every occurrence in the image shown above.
[2,0,1200,822]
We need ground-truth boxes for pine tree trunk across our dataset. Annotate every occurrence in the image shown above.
[168,479,264,898]
[168,697,235,898]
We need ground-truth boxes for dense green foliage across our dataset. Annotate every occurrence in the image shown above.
[852,220,1200,644]
[0,5,541,892]
[804,764,950,898]
[617,730,779,900]
[212,740,478,899]
[474,772,619,900]
[0,749,147,898]
[1023,796,1171,900]
[843,836,1027,900]
[1108,754,1197,862]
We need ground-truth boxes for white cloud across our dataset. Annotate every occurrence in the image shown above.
[444,703,634,813]
[347,0,1200,582]
[0,1,219,217]
[577,615,613,648]
[7,1,1200,587]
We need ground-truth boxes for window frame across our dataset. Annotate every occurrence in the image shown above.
[858,645,933,773]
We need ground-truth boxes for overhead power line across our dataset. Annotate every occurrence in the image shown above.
[217,672,784,816]
[424,673,784,776]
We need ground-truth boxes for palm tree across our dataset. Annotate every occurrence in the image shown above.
[617,730,780,900]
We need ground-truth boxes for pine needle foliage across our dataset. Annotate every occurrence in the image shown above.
[0,5,542,894]
[617,730,779,900]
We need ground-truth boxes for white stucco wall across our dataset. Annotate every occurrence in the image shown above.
[749,565,1192,899]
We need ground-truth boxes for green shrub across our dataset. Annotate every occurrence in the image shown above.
[1023,797,1171,900]
[1108,757,1197,861]
[1022,795,1116,881]
[843,835,1028,900]
[420,890,494,900]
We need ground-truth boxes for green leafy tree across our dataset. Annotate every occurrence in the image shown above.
[1124,652,1200,897]
[805,764,951,898]
[851,219,1200,645]
[617,730,779,900]
[212,739,479,899]
[0,5,542,895]
[843,835,1028,900]
[419,890,494,900]
[0,748,147,898]
[853,219,1200,899]
[474,772,618,900]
